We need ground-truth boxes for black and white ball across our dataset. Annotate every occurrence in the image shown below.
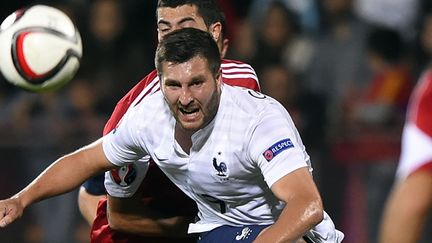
[0,5,82,92]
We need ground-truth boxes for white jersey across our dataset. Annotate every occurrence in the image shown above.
[102,85,343,241]
[103,85,309,226]
[103,59,260,197]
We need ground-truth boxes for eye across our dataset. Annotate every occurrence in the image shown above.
[190,80,203,87]
[164,80,181,89]
[167,83,181,88]
[179,22,196,28]
[158,25,171,34]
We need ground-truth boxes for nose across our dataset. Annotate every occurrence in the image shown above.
[179,87,193,106]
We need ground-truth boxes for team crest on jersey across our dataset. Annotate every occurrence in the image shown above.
[110,164,137,187]
[212,153,229,182]
[263,138,294,162]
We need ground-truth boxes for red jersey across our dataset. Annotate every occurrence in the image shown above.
[396,69,432,179]
[407,70,432,137]
[90,59,260,242]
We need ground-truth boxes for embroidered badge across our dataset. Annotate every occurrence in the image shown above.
[213,157,227,177]
[110,164,137,186]
[212,151,229,182]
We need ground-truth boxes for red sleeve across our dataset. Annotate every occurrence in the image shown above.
[102,70,159,135]
[411,161,432,175]
[221,59,261,92]
[223,78,260,92]
[408,70,432,137]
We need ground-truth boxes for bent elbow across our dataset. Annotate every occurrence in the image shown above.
[311,207,324,226]
[303,198,324,227]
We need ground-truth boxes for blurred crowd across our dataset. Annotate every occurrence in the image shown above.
[0,0,431,242]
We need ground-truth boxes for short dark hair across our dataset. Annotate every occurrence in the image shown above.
[156,0,226,35]
[155,28,221,77]
[367,26,404,63]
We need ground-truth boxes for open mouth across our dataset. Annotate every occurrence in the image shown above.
[179,107,199,115]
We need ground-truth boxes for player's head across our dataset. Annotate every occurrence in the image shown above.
[156,28,222,132]
[156,0,228,57]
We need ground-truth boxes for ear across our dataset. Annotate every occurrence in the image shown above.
[209,22,222,43]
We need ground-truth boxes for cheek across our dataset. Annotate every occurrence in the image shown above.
[199,88,217,108]
[162,89,177,105]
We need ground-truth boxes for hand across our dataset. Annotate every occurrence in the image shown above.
[254,227,307,243]
[0,197,24,228]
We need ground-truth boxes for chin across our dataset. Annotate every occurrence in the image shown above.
[180,124,200,132]
[179,120,203,132]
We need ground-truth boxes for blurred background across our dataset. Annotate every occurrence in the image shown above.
[0,0,431,242]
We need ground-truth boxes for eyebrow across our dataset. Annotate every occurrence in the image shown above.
[158,17,196,26]
[163,74,208,86]
[163,78,179,85]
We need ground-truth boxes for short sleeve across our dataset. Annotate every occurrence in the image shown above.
[248,105,311,187]
[396,123,432,180]
[104,157,150,198]
[102,107,147,167]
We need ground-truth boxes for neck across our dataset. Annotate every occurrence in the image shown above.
[175,124,194,154]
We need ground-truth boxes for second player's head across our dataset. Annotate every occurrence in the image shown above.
[156,0,228,57]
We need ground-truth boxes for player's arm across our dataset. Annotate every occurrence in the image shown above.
[78,186,106,225]
[379,170,432,243]
[107,184,194,237]
[107,190,194,237]
[248,103,324,242]
[77,73,158,225]
[0,139,116,227]
[254,167,323,242]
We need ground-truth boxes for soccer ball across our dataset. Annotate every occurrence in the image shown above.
[0,5,82,92]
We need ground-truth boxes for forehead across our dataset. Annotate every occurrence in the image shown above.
[157,4,203,22]
[161,56,211,81]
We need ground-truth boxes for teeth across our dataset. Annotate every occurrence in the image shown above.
[180,107,198,114]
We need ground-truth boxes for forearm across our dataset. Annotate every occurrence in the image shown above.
[109,211,193,237]
[78,187,106,225]
[107,195,194,237]
[380,197,426,243]
[254,167,324,242]
[379,172,432,243]
[254,199,323,242]
[16,140,114,209]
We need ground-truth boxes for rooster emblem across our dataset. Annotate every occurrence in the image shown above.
[213,157,227,177]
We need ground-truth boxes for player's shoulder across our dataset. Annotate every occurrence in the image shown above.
[220,59,260,91]
[130,70,159,97]
[221,59,255,71]
[224,85,282,116]
[121,70,160,108]
[142,69,159,85]
[417,69,432,93]
[221,58,249,65]
[407,69,432,136]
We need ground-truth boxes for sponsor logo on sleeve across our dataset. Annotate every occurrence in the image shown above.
[263,138,294,162]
